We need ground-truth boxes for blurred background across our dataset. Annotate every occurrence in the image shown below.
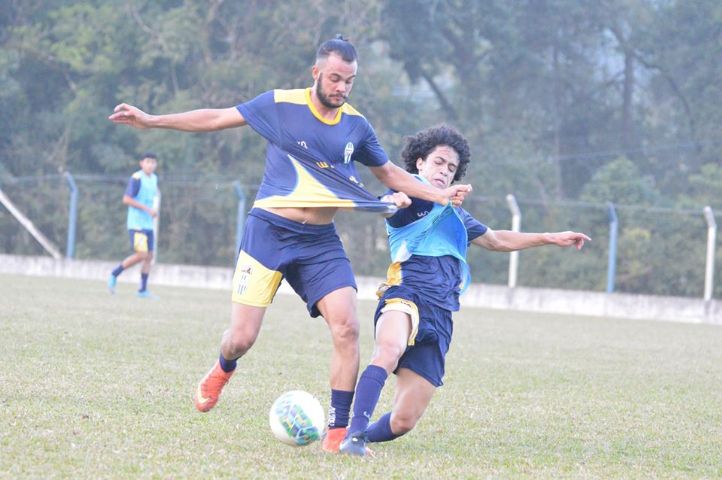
[0,0,720,298]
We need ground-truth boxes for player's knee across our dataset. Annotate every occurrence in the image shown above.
[372,341,404,369]
[390,411,418,435]
[329,314,359,344]
[226,330,256,356]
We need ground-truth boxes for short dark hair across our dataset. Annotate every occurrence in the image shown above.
[140,152,157,161]
[316,34,358,63]
[400,125,471,182]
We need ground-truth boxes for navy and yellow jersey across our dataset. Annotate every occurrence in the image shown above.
[236,88,393,213]
[125,171,158,231]
[383,194,487,311]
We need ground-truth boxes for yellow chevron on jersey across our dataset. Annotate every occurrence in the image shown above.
[273,88,364,126]
[253,154,357,209]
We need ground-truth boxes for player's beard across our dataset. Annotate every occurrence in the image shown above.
[316,75,347,109]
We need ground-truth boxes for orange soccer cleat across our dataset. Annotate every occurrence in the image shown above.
[321,427,347,453]
[193,361,234,412]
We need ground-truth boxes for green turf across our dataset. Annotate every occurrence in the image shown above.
[1,274,720,479]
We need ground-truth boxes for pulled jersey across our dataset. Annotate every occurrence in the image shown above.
[236,88,393,213]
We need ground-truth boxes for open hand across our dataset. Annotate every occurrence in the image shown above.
[108,103,152,129]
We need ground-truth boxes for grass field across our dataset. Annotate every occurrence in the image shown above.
[1,273,721,479]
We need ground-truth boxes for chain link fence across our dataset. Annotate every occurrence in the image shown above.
[1,174,719,299]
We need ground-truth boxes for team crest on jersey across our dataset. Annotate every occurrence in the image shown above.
[343,142,354,164]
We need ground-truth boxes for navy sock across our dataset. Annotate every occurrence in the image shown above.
[348,365,388,435]
[111,265,124,277]
[218,354,237,373]
[328,389,354,429]
[139,273,149,292]
[366,412,402,443]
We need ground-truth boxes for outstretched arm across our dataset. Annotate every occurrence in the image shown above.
[108,103,246,132]
[473,229,590,252]
[370,162,472,206]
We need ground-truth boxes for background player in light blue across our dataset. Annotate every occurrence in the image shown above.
[339,125,591,456]
[107,153,160,298]
[109,36,472,452]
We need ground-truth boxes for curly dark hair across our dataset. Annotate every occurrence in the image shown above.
[400,125,470,182]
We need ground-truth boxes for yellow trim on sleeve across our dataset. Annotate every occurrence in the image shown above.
[340,103,363,117]
[273,89,307,105]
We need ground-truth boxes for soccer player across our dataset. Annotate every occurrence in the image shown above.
[108,36,472,452]
[107,152,160,299]
[339,125,591,456]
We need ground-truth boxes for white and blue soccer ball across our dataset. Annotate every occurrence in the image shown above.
[269,390,326,446]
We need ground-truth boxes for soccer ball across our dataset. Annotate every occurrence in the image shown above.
[269,390,326,446]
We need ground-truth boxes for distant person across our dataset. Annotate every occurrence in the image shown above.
[107,153,160,299]
[339,125,591,456]
[108,36,472,453]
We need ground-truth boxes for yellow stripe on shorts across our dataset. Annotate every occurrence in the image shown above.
[231,250,283,307]
[133,232,148,253]
[379,298,420,346]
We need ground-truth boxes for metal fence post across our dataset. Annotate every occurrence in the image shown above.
[233,181,246,256]
[64,172,78,259]
[703,206,717,301]
[505,194,521,288]
[152,193,161,264]
[606,202,618,293]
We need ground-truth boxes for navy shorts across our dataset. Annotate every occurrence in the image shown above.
[374,284,453,387]
[128,229,154,253]
[231,208,356,317]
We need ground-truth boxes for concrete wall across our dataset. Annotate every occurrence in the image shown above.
[1,254,719,325]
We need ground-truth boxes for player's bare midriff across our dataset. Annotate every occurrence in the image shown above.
[262,206,338,225]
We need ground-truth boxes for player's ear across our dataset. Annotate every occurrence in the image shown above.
[415,157,424,171]
[311,64,320,82]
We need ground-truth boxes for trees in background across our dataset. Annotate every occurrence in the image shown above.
[0,0,720,296]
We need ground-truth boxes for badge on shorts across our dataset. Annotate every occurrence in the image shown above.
[134,232,148,253]
[236,265,253,296]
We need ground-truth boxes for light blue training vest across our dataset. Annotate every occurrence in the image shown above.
[386,175,471,293]
[127,171,158,231]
